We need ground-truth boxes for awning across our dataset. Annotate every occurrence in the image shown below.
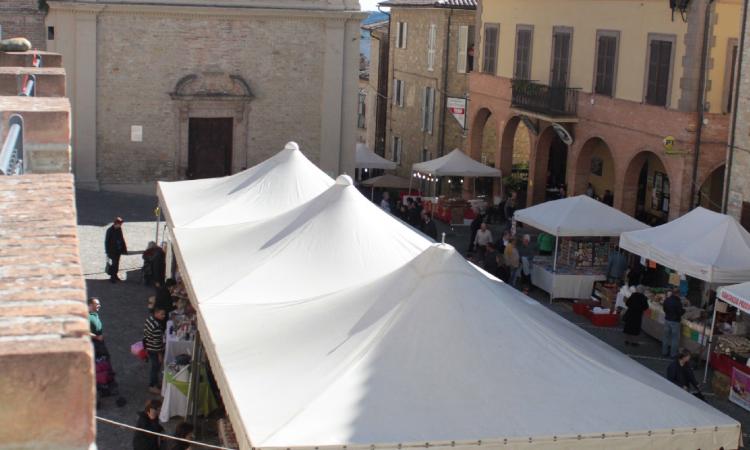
[361,174,411,189]
[356,143,397,170]
[718,282,750,314]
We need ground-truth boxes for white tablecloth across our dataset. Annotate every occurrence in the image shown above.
[531,264,606,300]
[162,321,194,394]
[160,364,189,423]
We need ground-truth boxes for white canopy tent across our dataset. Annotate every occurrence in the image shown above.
[157,142,334,229]
[361,174,411,200]
[718,282,750,314]
[514,195,649,237]
[194,244,739,450]
[355,142,397,170]
[172,175,432,305]
[412,148,502,177]
[619,207,750,284]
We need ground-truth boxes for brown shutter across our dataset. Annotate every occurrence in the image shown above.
[595,35,617,96]
[551,32,571,87]
[646,40,672,106]
[483,25,498,74]
[514,29,532,80]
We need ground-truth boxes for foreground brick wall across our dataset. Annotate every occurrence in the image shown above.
[0,174,95,449]
[0,0,46,50]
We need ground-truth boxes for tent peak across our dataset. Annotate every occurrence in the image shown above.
[284,141,300,152]
[336,174,354,186]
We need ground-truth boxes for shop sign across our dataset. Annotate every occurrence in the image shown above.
[729,367,750,412]
[719,288,750,314]
[447,97,467,129]
[663,135,687,155]
[552,123,573,146]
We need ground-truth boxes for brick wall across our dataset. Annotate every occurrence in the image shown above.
[0,174,95,449]
[727,2,750,226]
[0,0,46,50]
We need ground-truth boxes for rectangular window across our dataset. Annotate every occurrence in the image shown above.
[393,79,405,107]
[421,86,435,134]
[457,25,469,73]
[427,24,437,71]
[357,89,366,129]
[47,26,55,41]
[725,41,739,113]
[645,37,674,107]
[594,31,619,96]
[422,149,430,162]
[482,24,499,75]
[514,26,533,79]
[396,21,408,49]
[550,27,572,87]
[392,136,402,164]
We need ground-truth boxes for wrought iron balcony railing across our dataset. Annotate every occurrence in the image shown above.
[511,79,579,117]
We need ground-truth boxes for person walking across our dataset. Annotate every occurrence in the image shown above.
[380,191,391,213]
[474,222,493,259]
[133,399,164,450]
[622,286,649,346]
[88,297,109,358]
[518,234,535,293]
[504,238,521,287]
[142,242,166,287]
[662,290,685,358]
[105,217,128,283]
[422,212,438,241]
[483,242,500,278]
[143,308,166,395]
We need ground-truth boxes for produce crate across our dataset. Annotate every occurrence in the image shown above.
[573,302,590,316]
[589,313,619,327]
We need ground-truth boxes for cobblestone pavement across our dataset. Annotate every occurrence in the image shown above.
[79,190,750,449]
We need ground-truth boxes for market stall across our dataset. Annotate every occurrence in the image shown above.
[355,143,397,173]
[620,207,750,379]
[514,195,648,302]
[411,149,501,225]
[361,174,411,201]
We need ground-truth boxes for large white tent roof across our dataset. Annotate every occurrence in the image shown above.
[157,142,334,228]
[620,207,750,283]
[356,143,397,170]
[173,175,432,304]
[196,244,738,450]
[412,149,502,177]
[514,195,649,237]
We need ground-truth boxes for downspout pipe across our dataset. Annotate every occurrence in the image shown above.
[722,0,749,213]
[437,9,453,158]
[689,0,714,210]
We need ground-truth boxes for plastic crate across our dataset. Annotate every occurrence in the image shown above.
[572,302,590,316]
[589,313,619,327]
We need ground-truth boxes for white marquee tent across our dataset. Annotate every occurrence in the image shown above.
[514,195,649,237]
[412,149,502,177]
[173,175,432,304]
[718,282,750,313]
[157,142,334,228]
[356,143,397,170]
[194,244,739,450]
[620,207,750,284]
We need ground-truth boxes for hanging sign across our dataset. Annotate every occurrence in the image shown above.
[552,123,574,146]
[447,97,467,129]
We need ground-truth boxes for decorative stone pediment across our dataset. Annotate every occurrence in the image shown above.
[170,71,253,100]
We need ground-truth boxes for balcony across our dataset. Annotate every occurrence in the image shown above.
[511,79,579,119]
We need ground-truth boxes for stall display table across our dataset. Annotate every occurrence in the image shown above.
[160,364,189,422]
[531,259,606,300]
[710,352,750,378]
[162,320,194,395]
[640,306,707,356]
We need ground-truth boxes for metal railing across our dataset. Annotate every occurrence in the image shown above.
[0,115,24,175]
[19,52,42,97]
[511,79,579,117]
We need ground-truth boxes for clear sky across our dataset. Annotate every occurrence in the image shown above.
[360,0,381,10]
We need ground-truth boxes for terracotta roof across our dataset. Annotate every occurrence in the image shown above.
[379,0,476,8]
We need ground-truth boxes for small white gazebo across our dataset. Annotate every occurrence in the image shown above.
[410,148,502,197]
[355,143,397,171]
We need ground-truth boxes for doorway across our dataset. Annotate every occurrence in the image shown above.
[187,118,233,179]
[545,134,568,199]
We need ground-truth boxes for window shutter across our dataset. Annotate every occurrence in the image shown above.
[421,87,428,131]
[428,24,437,71]
[482,25,498,74]
[646,40,671,106]
[395,22,401,49]
[457,26,469,73]
[595,35,617,96]
[402,22,408,49]
[514,29,532,80]
[393,79,399,105]
[427,87,435,134]
[399,80,405,107]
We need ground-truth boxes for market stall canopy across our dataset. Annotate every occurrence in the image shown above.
[198,243,738,450]
[620,207,750,283]
[361,174,411,189]
[157,142,334,228]
[514,195,649,237]
[718,282,750,314]
[356,143,397,170]
[411,149,502,177]
[173,175,432,304]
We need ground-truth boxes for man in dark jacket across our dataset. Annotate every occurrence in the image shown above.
[422,212,438,241]
[667,350,698,391]
[133,398,164,450]
[662,290,685,358]
[105,217,128,283]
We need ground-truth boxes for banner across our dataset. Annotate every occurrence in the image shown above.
[447,97,467,129]
[729,367,750,412]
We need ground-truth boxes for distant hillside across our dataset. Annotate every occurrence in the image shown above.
[361,11,388,61]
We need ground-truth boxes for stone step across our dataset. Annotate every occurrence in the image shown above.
[0,51,62,68]
[0,67,66,97]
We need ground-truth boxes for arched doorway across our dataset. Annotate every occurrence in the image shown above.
[623,151,670,225]
[469,107,500,197]
[499,117,532,207]
[574,137,615,204]
[530,126,569,204]
[698,165,725,212]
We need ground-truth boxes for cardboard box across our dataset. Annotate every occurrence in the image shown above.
[712,371,731,399]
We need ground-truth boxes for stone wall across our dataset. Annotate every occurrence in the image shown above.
[0,174,94,450]
[0,0,46,49]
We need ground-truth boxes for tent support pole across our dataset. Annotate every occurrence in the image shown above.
[409,173,414,196]
[702,303,719,384]
[551,236,559,304]
[371,186,375,201]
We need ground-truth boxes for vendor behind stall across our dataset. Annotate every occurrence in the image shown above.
[662,290,685,358]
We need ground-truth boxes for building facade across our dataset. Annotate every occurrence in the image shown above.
[377,0,476,180]
[0,0,46,49]
[725,0,750,230]
[469,0,740,223]
[45,0,364,193]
